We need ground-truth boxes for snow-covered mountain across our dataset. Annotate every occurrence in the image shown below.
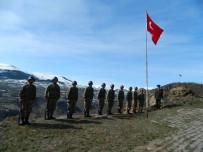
[0,63,72,85]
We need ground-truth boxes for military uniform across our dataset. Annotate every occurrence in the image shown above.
[117,85,125,113]
[67,81,78,119]
[44,78,60,119]
[19,76,36,125]
[97,83,106,115]
[107,84,115,115]
[133,87,138,114]
[138,90,145,113]
[84,81,94,117]
[155,85,163,109]
[126,87,133,114]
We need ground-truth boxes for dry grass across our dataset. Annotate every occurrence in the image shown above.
[0,110,177,152]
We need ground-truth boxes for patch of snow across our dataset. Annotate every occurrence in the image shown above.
[33,72,72,84]
[0,63,20,71]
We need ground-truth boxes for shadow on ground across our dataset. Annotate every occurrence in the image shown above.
[30,122,82,130]
[54,118,102,125]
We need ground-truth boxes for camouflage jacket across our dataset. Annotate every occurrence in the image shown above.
[138,92,145,101]
[45,83,60,99]
[98,88,106,99]
[107,89,115,100]
[19,84,36,100]
[67,86,78,101]
[117,90,125,101]
[134,91,138,100]
[155,89,163,100]
[126,91,133,101]
[84,86,94,100]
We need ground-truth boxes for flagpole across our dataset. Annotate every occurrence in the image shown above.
[146,11,149,118]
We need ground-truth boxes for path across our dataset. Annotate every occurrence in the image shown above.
[134,108,203,152]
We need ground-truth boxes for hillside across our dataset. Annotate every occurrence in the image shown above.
[1,64,203,151]
[1,102,203,151]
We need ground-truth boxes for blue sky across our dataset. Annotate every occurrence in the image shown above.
[0,0,203,88]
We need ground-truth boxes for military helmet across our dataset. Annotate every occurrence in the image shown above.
[52,76,58,82]
[88,81,93,85]
[28,76,35,82]
[72,81,77,85]
[110,84,114,88]
[134,87,138,90]
[120,85,124,89]
[129,87,132,90]
[101,83,106,86]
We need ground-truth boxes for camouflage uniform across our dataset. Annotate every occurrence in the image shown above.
[84,81,94,117]
[155,85,163,109]
[133,87,138,114]
[138,90,145,113]
[19,76,36,125]
[44,77,60,119]
[117,85,125,113]
[107,84,115,115]
[67,81,78,119]
[126,87,133,114]
[97,83,106,115]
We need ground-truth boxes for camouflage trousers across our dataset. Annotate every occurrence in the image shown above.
[133,99,138,112]
[21,99,33,118]
[68,100,77,115]
[47,98,58,114]
[139,100,144,112]
[98,99,105,114]
[84,99,92,112]
[118,100,124,112]
[107,100,114,114]
[156,99,161,109]
[127,100,132,111]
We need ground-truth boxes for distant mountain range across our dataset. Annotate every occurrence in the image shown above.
[1,63,203,123]
[0,63,72,85]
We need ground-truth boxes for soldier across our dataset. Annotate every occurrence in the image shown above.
[97,83,106,115]
[133,87,138,114]
[67,81,78,119]
[126,87,133,114]
[107,84,115,115]
[44,77,60,119]
[84,81,94,117]
[117,85,125,114]
[138,89,145,113]
[19,76,36,125]
[155,84,163,109]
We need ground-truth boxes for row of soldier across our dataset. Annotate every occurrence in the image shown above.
[19,76,162,125]
[72,81,145,118]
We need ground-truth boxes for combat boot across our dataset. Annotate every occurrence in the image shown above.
[87,111,91,117]
[69,114,73,119]
[118,108,122,114]
[67,113,70,119]
[25,116,31,125]
[20,117,26,125]
[84,110,87,117]
[50,113,55,119]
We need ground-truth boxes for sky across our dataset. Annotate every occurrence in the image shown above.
[0,0,203,89]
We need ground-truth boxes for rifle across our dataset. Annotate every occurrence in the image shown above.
[18,100,22,125]
[66,100,70,119]
[44,98,49,120]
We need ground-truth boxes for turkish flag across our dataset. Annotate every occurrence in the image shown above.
[147,13,163,45]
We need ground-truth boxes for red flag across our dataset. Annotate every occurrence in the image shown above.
[146,13,163,45]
